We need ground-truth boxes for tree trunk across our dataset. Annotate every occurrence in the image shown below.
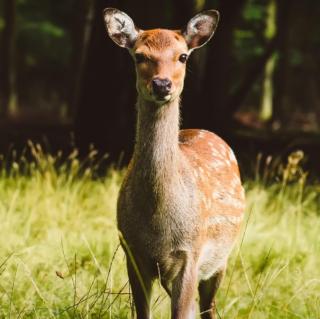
[69,0,95,120]
[1,0,18,117]
[273,0,292,125]
[227,37,277,116]
[201,0,246,134]
[259,0,277,122]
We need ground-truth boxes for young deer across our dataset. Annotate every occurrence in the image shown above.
[104,8,245,319]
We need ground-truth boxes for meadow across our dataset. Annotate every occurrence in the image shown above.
[0,144,319,318]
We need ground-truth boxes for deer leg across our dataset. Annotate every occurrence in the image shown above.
[126,258,152,319]
[171,258,197,319]
[198,269,224,319]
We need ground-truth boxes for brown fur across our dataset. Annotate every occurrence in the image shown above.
[104,8,244,319]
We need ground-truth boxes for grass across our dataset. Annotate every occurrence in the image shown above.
[0,144,319,318]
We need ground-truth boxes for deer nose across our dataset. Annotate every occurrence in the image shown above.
[152,78,172,97]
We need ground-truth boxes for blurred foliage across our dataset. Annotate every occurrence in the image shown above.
[17,0,73,70]
[0,0,319,133]
[0,0,76,112]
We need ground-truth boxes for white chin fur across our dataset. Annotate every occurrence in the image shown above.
[154,94,172,104]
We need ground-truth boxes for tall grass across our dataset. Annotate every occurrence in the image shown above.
[0,145,319,318]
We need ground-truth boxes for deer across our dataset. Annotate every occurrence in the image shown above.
[103,8,245,319]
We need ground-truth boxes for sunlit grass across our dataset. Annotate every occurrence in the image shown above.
[0,145,319,318]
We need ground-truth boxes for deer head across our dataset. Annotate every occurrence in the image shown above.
[103,8,219,105]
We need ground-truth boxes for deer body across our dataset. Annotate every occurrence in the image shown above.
[104,9,245,319]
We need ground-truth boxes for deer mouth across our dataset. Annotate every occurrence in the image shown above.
[154,93,172,103]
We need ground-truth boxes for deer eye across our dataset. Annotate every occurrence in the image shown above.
[135,53,147,64]
[178,53,188,63]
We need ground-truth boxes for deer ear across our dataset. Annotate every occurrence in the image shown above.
[182,10,219,51]
[103,8,139,48]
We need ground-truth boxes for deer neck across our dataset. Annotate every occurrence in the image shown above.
[133,96,181,181]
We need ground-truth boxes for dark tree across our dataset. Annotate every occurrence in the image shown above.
[1,0,18,117]
[201,0,247,134]
[69,0,95,119]
[273,0,292,125]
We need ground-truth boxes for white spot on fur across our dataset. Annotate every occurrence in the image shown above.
[225,159,232,167]
[211,149,221,158]
[198,131,205,138]
[229,149,237,163]
[230,175,241,192]
[210,160,225,169]
[222,146,229,158]
[208,215,243,225]
[212,190,245,210]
